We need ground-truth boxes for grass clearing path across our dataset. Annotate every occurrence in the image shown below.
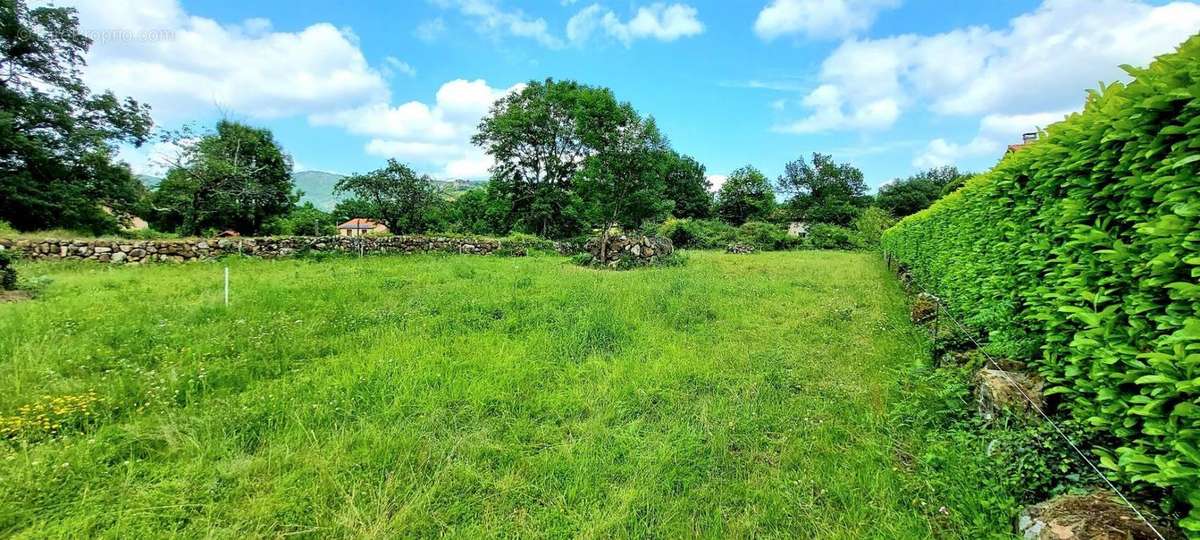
[0,251,943,538]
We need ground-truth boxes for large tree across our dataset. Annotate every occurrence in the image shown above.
[876,165,972,217]
[715,165,775,225]
[334,159,440,234]
[0,0,153,233]
[472,79,594,237]
[657,150,712,219]
[575,114,672,260]
[154,121,294,235]
[776,153,868,226]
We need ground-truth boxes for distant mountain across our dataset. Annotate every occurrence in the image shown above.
[292,170,346,210]
[134,170,486,211]
[136,174,161,188]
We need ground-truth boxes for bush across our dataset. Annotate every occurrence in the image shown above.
[853,207,895,248]
[0,220,15,236]
[735,221,796,250]
[805,224,863,250]
[0,250,16,291]
[657,218,735,249]
[882,36,1200,531]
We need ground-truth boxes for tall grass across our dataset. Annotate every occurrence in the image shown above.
[1,251,997,537]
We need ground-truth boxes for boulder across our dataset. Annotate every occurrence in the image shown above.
[1016,491,1177,540]
[976,368,1044,420]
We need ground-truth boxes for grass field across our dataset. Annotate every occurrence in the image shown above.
[0,251,985,538]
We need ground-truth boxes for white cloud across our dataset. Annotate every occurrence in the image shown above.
[383,57,416,77]
[754,0,899,41]
[414,17,447,42]
[780,0,1200,135]
[567,3,704,46]
[55,0,390,122]
[773,84,899,133]
[432,0,564,48]
[313,79,525,179]
[913,110,1071,168]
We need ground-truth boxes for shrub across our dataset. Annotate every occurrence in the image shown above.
[805,224,863,250]
[735,221,796,250]
[853,207,895,248]
[657,218,735,249]
[882,35,1200,531]
[0,250,16,291]
[0,220,15,236]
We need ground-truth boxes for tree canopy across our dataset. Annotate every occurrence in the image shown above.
[334,159,440,234]
[876,166,972,218]
[776,153,868,226]
[657,151,712,219]
[0,0,153,233]
[153,120,294,235]
[715,166,775,225]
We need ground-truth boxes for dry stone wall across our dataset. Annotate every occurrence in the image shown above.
[0,235,571,264]
[584,235,674,267]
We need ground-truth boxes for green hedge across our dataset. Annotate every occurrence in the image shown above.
[882,35,1200,530]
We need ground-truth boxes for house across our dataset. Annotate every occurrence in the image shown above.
[337,218,389,237]
[787,222,809,237]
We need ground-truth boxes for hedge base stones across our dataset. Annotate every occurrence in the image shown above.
[976,368,1044,421]
[1016,491,1177,540]
[910,292,939,324]
[726,243,755,254]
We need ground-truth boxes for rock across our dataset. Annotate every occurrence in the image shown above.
[129,248,146,259]
[726,244,755,254]
[94,246,111,254]
[976,368,1044,420]
[111,252,127,263]
[910,292,939,323]
[1016,491,1177,540]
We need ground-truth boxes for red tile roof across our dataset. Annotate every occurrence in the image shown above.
[338,218,381,230]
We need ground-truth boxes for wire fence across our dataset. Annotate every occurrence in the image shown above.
[882,251,1167,540]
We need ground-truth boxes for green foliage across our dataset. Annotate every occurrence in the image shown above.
[0,220,15,236]
[876,166,972,218]
[331,197,380,224]
[153,121,295,235]
[335,159,439,234]
[715,165,775,225]
[776,153,869,226]
[0,249,16,290]
[0,0,153,234]
[806,223,863,250]
[657,218,736,249]
[262,202,337,236]
[575,114,672,235]
[853,207,896,248]
[735,221,795,251]
[115,228,178,241]
[882,35,1200,531]
[657,151,713,219]
[428,188,507,235]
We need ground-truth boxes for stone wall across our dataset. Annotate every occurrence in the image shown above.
[0,235,571,264]
[584,235,674,267]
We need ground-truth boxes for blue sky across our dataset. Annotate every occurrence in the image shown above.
[63,0,1200,191]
